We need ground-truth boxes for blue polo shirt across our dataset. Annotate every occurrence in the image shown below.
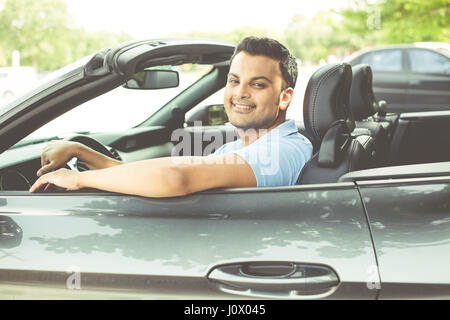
[211,119,313,187]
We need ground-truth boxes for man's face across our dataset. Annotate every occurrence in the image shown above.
[224,52,286,130]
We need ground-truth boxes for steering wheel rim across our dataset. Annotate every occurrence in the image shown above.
[63,134,117,171]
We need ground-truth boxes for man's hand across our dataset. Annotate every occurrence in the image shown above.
[38,141,80,177]
[30,168,82,192]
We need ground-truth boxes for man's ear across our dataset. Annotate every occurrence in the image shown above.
[278,88,294,111]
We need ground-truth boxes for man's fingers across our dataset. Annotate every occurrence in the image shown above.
[37,161,55,177]
[29,175,49,193]
[30,168,79,193]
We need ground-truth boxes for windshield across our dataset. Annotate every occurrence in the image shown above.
[21,63,213,140]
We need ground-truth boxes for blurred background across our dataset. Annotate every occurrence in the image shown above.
[0,0,448,129]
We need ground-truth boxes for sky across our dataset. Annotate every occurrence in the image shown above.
[65,0,350,39]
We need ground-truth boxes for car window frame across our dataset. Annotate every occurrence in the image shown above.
[405,48,450,76]
[358,48,406,73]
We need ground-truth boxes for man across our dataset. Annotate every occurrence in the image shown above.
[30,37,313,197]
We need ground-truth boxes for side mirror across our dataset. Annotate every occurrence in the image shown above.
[123,70,179,90]
[207,105,228,125]
[186,104,228,126]
[0,216,22,249]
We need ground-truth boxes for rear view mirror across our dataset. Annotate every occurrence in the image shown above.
[123,69,179,90]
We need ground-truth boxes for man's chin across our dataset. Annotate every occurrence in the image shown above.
[229,119,256,131]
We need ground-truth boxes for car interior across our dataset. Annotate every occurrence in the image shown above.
[0,41,450,192]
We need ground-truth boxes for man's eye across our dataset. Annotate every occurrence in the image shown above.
[253,83,266,88]
[228,79,239,85]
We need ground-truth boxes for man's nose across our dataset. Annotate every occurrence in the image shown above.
[234,83,250,99]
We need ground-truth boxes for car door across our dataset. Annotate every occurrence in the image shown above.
[356,176,450,299]
[358,49,408,113]
[405,48,450,112]
[0,183,379,299]
[388,111,450,166]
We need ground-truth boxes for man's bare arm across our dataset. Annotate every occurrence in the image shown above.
[37,141,122,176]
[73,143,122,170]
[30,154,256,197]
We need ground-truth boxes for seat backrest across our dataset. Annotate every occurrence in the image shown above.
[297,63,373,184]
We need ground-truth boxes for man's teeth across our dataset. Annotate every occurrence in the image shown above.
[235,104,253,109]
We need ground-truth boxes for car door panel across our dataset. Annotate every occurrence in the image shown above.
[357,178,450,299]
[0,185,378,299]
[388,111,450,165]
[405,73,450,110]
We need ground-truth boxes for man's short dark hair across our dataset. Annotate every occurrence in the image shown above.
[230,36,298,90]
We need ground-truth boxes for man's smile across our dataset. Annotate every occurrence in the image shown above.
[231,102,256,113]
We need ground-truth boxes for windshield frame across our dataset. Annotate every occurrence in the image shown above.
[0,54,94,120]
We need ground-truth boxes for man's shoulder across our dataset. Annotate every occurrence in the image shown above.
[283,131,313,150]
[211,139,241,156]
[262,126,312,153]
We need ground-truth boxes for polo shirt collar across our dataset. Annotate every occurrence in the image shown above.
[272,119,298,137]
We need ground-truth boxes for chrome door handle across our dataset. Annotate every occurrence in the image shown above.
[208,262,339,299]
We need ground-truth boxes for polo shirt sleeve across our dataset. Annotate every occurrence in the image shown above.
[232,134,312,187]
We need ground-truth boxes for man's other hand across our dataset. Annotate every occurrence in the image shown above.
[37,140,80,177]
[30,168,81,193]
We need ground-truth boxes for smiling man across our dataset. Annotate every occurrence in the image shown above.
[30,37,313,197]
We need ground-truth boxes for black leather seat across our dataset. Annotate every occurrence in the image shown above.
[350,64,393,166]
[296,63,373,185]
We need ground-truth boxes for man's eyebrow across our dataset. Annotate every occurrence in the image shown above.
[227,73,272,83]
[251,76,272,83]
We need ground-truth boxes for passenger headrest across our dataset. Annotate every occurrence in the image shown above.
[303,63,355,146]
[350,64,379,120]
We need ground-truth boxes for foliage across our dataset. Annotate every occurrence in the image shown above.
[0,0,448,69]
[336,0,450,45]
[281,12,348,64]
[0,0,132,71]
[169,26,282,45]
[171,0,449,64]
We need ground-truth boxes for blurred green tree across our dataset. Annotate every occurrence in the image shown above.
[282,12,339,64]
[0,0,72,69]
[0,0,132,71]
[168,26,281,44]
[336,0,450,45]
[170,0,449,64]
[1,0,447,70]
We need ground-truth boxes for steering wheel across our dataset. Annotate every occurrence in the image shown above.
[0,135,119,192]
[63,134,119,172]
[31,134,120,193]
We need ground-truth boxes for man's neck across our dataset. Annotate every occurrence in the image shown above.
[237,117,286,147]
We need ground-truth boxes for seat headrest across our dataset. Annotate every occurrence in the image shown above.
[350,64,379,120]
[303,63,354,145]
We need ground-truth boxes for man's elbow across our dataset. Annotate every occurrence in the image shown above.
[164,166,191,196]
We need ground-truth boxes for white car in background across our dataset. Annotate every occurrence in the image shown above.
[0,66,38,101]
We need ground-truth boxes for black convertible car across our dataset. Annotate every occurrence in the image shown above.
[0,39,449,299]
